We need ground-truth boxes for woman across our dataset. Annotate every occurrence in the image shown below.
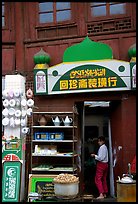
[91,136,108,199]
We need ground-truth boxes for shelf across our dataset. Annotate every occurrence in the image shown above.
[32,140,77,142]
[31,108,79,176]
[32,167,77,172]
[33,112,74,114]
[32,153,78,157]
[49,167,77,172]
[33,125,77,128]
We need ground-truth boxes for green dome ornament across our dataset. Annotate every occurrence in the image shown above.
[128,43,136,61]
[63,36,113,62]
[33,48,51,68]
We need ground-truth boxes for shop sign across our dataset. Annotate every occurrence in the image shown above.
[47,60,131,95]
[28,174,57,199]
[2,161,21,202]
[34,69,48,95]
[130,62,136,89]
[2,139,22,161]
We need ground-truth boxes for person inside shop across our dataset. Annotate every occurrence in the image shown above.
[91,136,108,199]
[84,137,99,195]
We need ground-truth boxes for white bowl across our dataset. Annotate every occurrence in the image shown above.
[9,108,15,116]
[14,89,20,97]
[15,118,21,126]
[9,90,14,98]
[15,110,21,117]
[9,117,15,127]
[2,108,9,117]
[21,99,27,107]
[27,99,34,107]
[2,117,9,126]
[16,99,21,107]
[22,127,29,134]
[27,108,33,116]
[19,90,24,97]
[21,110,27,117]
[21,118,27,126]
[9,99,16,107]
[3,99,9,107]
[2,90,9,98]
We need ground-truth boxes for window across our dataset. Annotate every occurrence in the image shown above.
[39,2,71,24]
[90,2,126,17]
[2,2,5,27]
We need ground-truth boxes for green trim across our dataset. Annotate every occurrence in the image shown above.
[63,36,113,62]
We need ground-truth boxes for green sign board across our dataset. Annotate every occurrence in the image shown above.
[31,177,55,198]
[2,161,21,202]
[52,64,126,91]
[34,60,133,95]
[28,174,57,200]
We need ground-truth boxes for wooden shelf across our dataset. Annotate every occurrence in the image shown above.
[31,108,79,176]
[33,112,74,114]
[33,125,77,128]
[32,140,77,142]
[32,153,78,157]
[32,167,77,172]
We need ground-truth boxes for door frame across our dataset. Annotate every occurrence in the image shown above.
[77,101,115,197]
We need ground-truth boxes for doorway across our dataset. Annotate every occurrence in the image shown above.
[76,101,114,197]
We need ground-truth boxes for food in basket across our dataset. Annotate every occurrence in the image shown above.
[53,173,79,183]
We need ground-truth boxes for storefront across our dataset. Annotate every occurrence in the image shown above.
[32,36,136,199]
[2,36,136,201]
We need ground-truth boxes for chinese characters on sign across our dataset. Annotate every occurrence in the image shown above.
[36,181,55,197]
[35,71,47,93]
[132,65,136,88]
[5,169,16,199]
[34,61,132,95]
[2,162,21,202]
[60,68,117,90]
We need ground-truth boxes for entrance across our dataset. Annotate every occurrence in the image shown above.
[76,101,115,197]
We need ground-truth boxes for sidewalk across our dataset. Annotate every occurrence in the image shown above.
[93,197,117,202]
[27,195,117,202]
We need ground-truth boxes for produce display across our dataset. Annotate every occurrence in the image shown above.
[53,173,79,183]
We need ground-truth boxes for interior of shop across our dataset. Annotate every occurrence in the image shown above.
[77,101,111,197]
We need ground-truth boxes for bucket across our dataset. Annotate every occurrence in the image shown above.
[54,182,79,199]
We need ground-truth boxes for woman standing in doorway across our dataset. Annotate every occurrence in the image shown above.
[91,136,108,199]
